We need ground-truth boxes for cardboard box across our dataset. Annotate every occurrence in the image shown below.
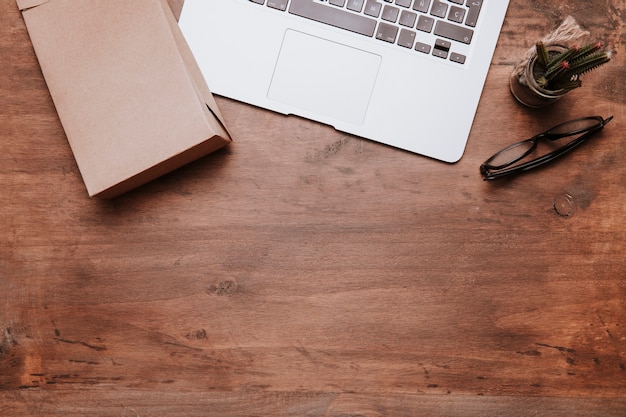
[18,0,232,198]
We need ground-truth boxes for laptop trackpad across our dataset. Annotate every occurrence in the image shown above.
[268,30,381,125]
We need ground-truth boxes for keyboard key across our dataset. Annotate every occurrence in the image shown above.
[364,0,382,17]
[450,52,466,64]
[432,49,448,59]
[466,0,483,27]
[399,10,417,27]
[347,0,365,12]
[433,39,450,59]
[434,20,473,44]
[267,0,288,10]
[432,48,448,59]
[329,0,346,6]
[249,0,265,4]
[412,0,430,13]
[289,0,377,37]
[395,0,412,7]
[435,38,451,50]
[448,0,464,3]
[381,5,400,22]
[415,42,431,54]
[376,22,398,43]
[448,6,466,23]
[416,15,434,32]
[430,0,447,18]
[397,28,416,48]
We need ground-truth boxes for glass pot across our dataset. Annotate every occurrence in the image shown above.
[510,45,568,108]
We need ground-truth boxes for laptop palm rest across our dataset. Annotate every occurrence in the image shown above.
[268,29,381,126]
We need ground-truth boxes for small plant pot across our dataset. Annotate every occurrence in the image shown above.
[510,45,568,108]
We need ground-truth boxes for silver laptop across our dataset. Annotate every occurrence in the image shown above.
[179,0,509,162]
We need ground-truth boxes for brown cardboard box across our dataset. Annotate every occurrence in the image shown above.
[17,0,232,198]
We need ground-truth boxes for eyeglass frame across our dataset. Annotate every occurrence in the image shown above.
[480,115,614,180]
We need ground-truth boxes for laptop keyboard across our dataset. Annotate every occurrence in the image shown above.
[249,0,483,65]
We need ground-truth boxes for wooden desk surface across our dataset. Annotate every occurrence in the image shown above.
[2,1,625,415]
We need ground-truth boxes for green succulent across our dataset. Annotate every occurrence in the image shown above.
[534,41,613,92]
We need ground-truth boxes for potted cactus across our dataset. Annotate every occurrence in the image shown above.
[510,41,613,107]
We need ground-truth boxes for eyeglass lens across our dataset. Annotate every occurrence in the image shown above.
[547,117,602,136]
[488,140,535,167]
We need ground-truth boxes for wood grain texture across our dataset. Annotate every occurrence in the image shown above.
[1,0,625,415]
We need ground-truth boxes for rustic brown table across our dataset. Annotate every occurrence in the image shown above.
[2,1,625,415]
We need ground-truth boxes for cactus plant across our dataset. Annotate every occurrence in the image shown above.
[533,41,612,92]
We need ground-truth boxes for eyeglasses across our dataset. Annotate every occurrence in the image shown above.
[480,115,613,180]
